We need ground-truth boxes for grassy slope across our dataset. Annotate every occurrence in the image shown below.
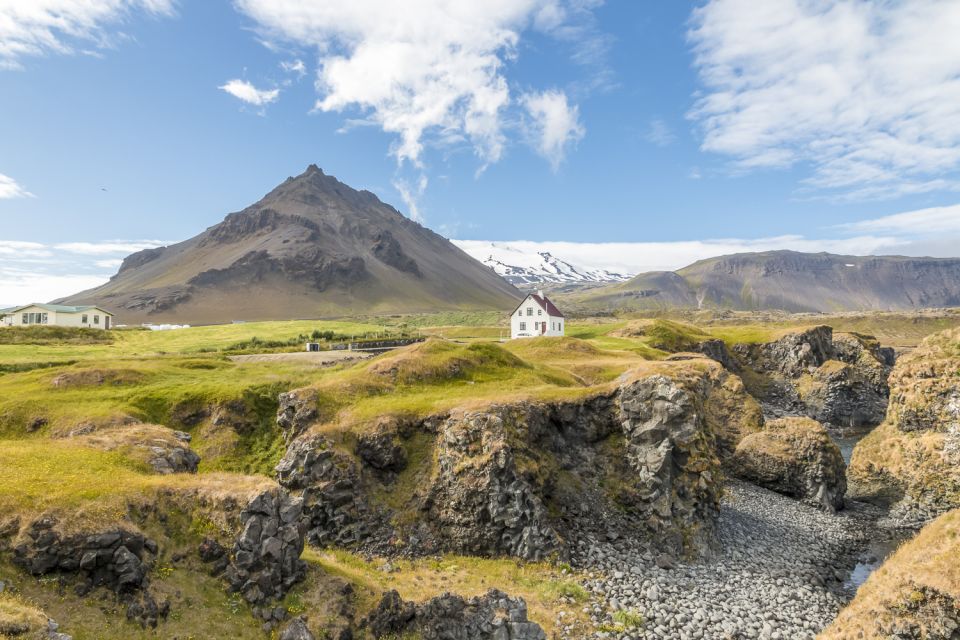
[820,509,960,639]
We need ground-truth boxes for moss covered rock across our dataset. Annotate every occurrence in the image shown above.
[731,417,846,511]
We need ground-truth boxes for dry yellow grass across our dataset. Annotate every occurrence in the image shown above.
[0,592,47,640]
[820,509,960,639]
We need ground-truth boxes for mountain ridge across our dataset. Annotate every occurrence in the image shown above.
[568,250,960,312]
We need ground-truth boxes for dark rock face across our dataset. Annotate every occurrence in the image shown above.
[426,407,562,560]
[732,417,847,512]
[224,490,306,607]
[363,589,547,640]
[13,519,151,592]
[732,326,892,429]
[355,428,408,473]
[116,246,166,275]
[145,432,200,474]
[371,230,421,276]
[618,374,723,544]
[205,208,321,245]
[276,388,319,440]
[276,361,756,561]
[188,249,369,293]
[275,436,373,548]
[11,518,168,627]
[694,338,739,372]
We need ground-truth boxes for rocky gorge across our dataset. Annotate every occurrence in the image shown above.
[2,322,958,639]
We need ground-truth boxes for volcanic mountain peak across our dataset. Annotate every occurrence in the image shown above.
[60,166,520,323]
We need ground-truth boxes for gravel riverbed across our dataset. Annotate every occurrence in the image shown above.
[567,480,883,640]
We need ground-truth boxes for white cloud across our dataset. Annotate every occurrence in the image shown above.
[219,79,280,107]
[645,118,675,147]
[280,58,305,76]
[232,0,593,169]
[392,174,428,223]
[0,173,33,199]
[521,89,585,170]
[688,0,960,199]
[0,270,110,309]
[54,240,167,255]
[0,0,176,69]
[0,239,171,307]
[837,204,960,235]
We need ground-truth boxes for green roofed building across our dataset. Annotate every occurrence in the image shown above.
[0,303,114,329]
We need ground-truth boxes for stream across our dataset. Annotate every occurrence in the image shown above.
[829,427,916,593]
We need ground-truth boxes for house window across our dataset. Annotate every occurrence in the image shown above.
[519,322,526,331]
[534,322,539,330]
[94,315,99,324]
[538,309,542,316]
[41,313,48,325]
[526,307,533,316]
[22,313,27,324]
[82,314,88,323]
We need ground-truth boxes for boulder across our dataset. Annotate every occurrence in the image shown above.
[279,617,316,640]
[732,417,846,511]
[362,589,546,640]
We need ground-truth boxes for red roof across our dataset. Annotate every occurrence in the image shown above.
[511,293,565,318]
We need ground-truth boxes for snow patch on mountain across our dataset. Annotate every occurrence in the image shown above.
[454,240,631,285]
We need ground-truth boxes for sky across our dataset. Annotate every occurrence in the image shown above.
[2,0,960,305]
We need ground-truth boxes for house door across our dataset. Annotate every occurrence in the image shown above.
[105,317,110,329]
[541,322,547,335]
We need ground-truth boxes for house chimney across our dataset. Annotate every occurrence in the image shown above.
[537,289,544,297]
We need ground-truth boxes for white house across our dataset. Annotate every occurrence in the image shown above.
[0,304,114,329]
[510,290,565,339]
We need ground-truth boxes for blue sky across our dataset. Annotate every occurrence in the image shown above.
[2,0,960,304]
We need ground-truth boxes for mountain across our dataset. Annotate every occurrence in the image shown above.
[571,250,960,312]
[453,240,631,287]
[59,166,521,323]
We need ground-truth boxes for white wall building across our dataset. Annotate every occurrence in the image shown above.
[0,304,114,329]
[510,290,565,339]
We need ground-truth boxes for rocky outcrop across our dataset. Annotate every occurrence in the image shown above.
[68,424,200,474]
[12,519,151,593]
[10,518,168,628]
[276,389,319,440]
[732,326,892,429]
[425,406,563,560]
[617,374,723,547]
[848,327,960,523]
[731,417,847,511]
[223,490,307,609]
[278,358,755,561]
[275,435,376,548]
[362,589,547,640]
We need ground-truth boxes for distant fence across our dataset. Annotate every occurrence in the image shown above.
[309,337,425,352]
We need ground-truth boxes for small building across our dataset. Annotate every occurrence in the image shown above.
[0,304,114,329]
[510,290,565,339]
